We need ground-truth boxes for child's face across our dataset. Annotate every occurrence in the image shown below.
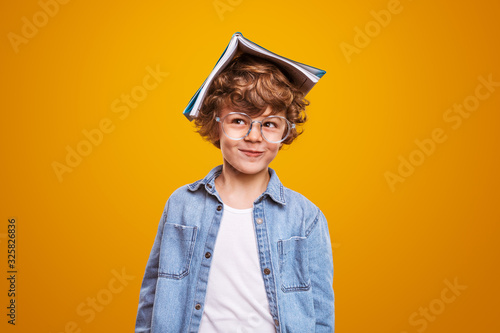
[217,105,283,177]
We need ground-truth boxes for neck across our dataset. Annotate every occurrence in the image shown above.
[215,161,270,208]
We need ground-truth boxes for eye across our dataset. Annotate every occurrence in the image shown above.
[263,120,279,128]
[230,117,247,125]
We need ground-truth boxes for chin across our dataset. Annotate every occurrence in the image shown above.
[226,160,269,176]
[236,163,266,175]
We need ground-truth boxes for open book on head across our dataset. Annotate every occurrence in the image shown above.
[182,32,326,121]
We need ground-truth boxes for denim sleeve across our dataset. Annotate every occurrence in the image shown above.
[135,200,169,333]
[308,209,335,332]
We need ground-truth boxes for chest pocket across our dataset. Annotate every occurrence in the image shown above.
[158,223,197,280]
[278,236,311,292]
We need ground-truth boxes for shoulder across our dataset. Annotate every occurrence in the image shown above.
[166,182,202,204]
[267,167,322,219]
[283,186,318,209]
[160,165,222,212]
[156,182,206,222]
[281,186,330,240]
[282,185,323,224]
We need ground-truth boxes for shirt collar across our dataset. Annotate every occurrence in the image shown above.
[187,165,286,206]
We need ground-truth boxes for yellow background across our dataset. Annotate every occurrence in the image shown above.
[1,0,499,332]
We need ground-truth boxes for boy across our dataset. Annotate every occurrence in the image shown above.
[135,51,334,332]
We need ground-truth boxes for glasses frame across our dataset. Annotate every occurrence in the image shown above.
[215,112,295,144]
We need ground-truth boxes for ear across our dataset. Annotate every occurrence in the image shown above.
[215,121,221,141]
[214,123,223,145]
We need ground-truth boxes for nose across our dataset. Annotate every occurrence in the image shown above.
[245,121,263,142]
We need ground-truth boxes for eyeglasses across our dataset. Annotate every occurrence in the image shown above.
[216,112,295,144]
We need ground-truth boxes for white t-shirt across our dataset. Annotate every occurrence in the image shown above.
[198,203,276,333]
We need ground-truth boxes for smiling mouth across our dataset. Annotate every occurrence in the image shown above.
[239,149,264,157]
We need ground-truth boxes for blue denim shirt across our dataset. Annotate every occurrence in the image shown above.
[135,165,334,332]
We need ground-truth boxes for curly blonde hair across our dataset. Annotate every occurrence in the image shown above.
[194,53,310,149]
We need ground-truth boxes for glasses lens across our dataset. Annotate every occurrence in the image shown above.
[222,113,252,139]
[261,116,289,143]
[221,113,291,143]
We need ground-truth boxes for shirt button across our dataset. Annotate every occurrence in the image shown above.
[256,218,263,224]
[264,268,271,275]
[207,184,212,189]
[274,319,279,326]
[217,205,222,211]
[205,252,211,259]
[195,303,201,310]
